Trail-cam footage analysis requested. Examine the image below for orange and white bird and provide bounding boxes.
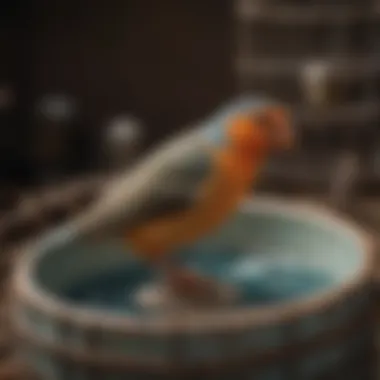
[43,96,294,304]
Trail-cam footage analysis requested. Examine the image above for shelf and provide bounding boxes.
[236,56,380,79]
[295,101,380,127]
[235,2,378,25]
[261,151,380,192]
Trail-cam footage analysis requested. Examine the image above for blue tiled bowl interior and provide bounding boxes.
[34,208,364,315]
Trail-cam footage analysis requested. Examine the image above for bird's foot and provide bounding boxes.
[166,269,223,302]
[135,268,240,311]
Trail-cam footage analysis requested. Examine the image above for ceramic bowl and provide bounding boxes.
[12,197,375,380]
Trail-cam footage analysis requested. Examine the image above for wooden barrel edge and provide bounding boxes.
[14,311,374,375]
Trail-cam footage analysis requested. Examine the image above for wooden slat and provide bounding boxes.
[236,56,380,79]
[235,2,377,25]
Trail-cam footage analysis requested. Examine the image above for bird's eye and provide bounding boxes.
[256,106,289,135]
[253,110,277,135]
[254,111,272,128]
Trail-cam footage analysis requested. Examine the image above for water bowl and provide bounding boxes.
[11,197,375,380]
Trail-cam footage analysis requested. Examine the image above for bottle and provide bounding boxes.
[103,115,144,172]
[34,94,76,184]
[301,60,333,107]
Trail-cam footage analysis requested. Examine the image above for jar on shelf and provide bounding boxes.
[102,115,144,172]
[33,94,77,184]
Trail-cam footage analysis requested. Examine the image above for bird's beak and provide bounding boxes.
[277,121,295,150]
[267,106,295,151]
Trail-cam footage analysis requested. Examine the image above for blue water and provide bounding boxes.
[64,251,334,315]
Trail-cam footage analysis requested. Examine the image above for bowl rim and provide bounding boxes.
[12,196,375,335]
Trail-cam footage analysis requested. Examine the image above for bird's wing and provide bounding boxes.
[72,131,214,238]
[121,143,213,228]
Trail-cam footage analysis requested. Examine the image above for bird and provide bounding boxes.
[41,95,294,305]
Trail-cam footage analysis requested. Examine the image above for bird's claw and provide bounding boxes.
[164,269,239,308]
[135,263,239,311]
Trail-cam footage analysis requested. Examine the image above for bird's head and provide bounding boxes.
[228,105,294,155]
[203,96,294,155]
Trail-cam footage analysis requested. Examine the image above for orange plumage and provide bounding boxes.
[126,109,283,262]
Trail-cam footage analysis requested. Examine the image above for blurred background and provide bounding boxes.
[1,0,379,211]
[0,0,232,194]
